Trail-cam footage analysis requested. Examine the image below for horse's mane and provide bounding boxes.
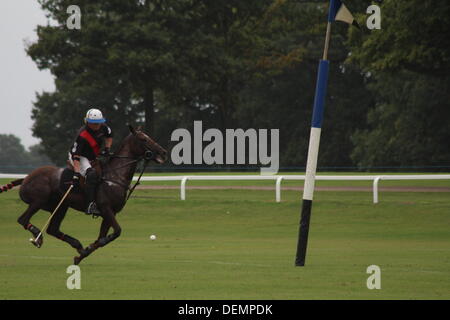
[114,133,134,155]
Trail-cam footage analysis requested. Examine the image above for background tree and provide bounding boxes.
[347,0,450,170]
[236,0,373,168]
[0,134,29,172]
[27,0,448,171]
[0,134,53,173]
[27,144,53,168]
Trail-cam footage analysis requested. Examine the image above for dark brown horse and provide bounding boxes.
[0,125,167,265]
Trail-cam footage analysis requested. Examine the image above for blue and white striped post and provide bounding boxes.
[295,7,334,267]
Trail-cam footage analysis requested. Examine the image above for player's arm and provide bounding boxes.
[104,125,113,154]
[71,138,85,180]
[71,155,82,187]
[72,156,81,173]
[105,137,113,149]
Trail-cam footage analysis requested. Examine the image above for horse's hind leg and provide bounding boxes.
[17,204,44,247]
[46,205,84,253]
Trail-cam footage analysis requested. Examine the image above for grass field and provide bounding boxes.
[0,175,449,300]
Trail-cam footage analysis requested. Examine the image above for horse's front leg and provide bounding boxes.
[74,208,120,265]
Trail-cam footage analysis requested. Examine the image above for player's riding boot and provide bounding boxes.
[85,168,101,216]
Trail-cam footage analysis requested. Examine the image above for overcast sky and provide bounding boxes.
[0,1,55,150]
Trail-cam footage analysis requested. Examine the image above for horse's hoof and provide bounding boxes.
[74,256,82,265]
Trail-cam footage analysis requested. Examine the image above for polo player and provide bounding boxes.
[68,108,114,215]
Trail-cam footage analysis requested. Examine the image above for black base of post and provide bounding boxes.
[295,199,313,266]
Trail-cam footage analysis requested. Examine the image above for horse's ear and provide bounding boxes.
[128,125,136,135]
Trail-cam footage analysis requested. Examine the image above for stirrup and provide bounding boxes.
[86,202,100,216]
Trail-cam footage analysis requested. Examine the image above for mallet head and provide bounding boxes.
[29,238,41,248]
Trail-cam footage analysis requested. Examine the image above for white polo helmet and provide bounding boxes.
[85,108,106,123]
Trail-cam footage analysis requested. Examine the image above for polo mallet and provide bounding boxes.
[29,184,73,248]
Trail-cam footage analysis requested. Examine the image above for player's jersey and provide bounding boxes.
[70,124,113,161]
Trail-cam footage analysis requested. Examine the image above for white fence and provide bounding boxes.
[2,173,449,204]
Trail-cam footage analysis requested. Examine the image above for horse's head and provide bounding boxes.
[128,125,168,164]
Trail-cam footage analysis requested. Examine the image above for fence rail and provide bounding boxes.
[1,173,449,203]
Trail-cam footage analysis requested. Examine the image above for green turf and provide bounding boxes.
[0,184,449,299]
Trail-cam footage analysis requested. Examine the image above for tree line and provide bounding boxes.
[20,0,450,171]
[0,134,53,173]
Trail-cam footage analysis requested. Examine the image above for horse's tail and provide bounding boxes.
[0,179,24,194]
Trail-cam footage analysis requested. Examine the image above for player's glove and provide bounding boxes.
[72,172,81,188]
[100,147,114,157]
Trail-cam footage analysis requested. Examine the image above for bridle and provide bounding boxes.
[101,140,158,201]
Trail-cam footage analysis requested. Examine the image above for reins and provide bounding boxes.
[126,158,149,201]
[101,150,155,202]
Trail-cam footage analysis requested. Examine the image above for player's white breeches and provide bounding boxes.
[68,152,92,177]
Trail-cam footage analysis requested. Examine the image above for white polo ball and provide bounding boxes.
[150,234,156,240]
